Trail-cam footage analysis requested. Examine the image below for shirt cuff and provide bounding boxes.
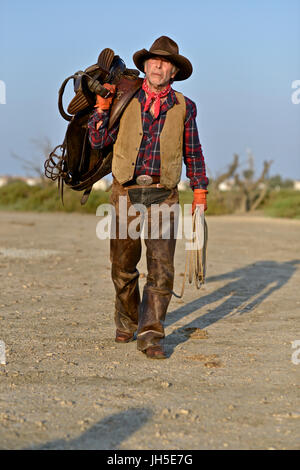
[90,109,109,126]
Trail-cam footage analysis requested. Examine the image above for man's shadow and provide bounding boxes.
[166,260,300,354]
[26,407,152,450]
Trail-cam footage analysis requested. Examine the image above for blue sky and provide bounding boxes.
[0,0,299,180]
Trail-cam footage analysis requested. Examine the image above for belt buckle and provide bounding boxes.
[136,175,153,186]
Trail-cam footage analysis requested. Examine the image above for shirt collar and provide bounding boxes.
[137,86,178,112]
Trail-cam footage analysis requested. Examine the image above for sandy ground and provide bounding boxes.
[0,210,299,450]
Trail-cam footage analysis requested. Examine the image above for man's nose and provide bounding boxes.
[154,60,162,68]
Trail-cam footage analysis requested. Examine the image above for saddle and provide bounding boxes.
[45,48,143,204]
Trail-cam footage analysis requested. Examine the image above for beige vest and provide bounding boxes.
[112,92,186,189]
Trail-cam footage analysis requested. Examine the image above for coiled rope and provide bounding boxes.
[172,208,208,298]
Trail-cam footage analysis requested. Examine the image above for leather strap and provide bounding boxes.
[108,76,143,129]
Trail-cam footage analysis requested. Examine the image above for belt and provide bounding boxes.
[123,175,161,187]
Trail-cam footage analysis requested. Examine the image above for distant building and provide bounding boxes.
[92,179,110,191]
[178,180,190,191]
[0,175,43,187]
[218,179,235,191]
[293,180,300,190]
[0,176,9,187]
[25,177,43,186]
[293,180,300,191]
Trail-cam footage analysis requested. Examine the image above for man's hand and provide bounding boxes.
[192,188,208,214]
[94,83,116,112]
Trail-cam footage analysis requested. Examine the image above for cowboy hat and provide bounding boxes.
[133,36,193,81]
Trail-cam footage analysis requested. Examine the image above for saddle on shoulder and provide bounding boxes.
[45,48,143,204]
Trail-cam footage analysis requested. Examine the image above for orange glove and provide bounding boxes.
[192,189,208,214]
[94,83,116,111]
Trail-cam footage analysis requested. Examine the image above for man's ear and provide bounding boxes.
[171,65,179,79]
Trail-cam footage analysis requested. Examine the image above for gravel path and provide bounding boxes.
[0,210,299,450]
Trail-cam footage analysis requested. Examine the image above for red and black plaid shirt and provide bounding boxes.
[88,87,208,189]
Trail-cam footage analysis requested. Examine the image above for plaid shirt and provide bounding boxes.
[88,87,208,189]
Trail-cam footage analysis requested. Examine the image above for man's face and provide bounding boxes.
[144,56,177,89]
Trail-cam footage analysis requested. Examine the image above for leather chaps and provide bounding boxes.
[109,179,179,351]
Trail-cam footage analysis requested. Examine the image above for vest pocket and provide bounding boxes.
[161,159,182,188]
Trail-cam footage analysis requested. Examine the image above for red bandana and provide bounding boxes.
[142,79,171,118]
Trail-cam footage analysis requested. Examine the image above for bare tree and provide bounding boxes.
[11,137,53,181]
[209,152,273,213]
[211,154,239,191]
[234,159,273,212]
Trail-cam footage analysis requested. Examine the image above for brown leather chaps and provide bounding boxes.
[109,179,179,351]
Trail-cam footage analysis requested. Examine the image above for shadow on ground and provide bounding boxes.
[26,407,152,450]
[166,260,300,354]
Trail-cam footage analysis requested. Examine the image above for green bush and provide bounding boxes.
[262,189,300,219]
[1,181,299,219]
[0,180,110,213]
[179,189,235,215]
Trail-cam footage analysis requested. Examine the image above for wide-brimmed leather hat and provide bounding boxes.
[133,36,193,81]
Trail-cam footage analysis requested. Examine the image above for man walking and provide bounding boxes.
[88,36,209,359]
